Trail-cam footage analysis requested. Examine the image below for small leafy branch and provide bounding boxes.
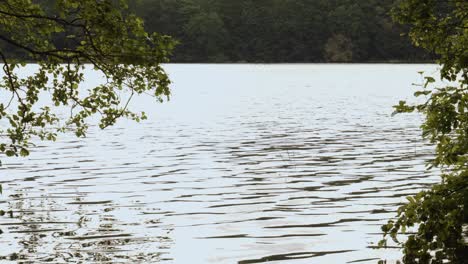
[0,0,176,213]
[0,0,177,164]
[378,0,467,262]
[380,68,468,263]
[380,70,468,263]
[0,0,176,160]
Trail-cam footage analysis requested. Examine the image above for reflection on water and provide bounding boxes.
[0,64,439,263]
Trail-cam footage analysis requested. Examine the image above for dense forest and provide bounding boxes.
[131,0,433,63]
[3,0,433,63]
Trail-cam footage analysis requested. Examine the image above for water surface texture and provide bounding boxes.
[0,64,440,263]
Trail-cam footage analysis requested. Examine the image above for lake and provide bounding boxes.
[0,64,440,263]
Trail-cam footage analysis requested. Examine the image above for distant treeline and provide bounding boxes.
[4,0,434,63]
[131,0,433,63]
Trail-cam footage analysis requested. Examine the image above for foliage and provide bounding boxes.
[391,0,467,82]
[5,0,431,63]
[324,34,353,62]
[380,0,468,263]
[135,0,431,63]
[0,0,175,160]
[380,172,468,263]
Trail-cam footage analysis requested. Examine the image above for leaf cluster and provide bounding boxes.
[0,0,175,159]
[380,0,468,262]
[380,173,468,263]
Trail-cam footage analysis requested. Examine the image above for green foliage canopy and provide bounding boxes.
[1,0,435,63]
[0,0,175,159]
[380,0,468,263]
[131,0,428,63]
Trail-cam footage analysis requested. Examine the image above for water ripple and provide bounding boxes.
[0,64,439,263]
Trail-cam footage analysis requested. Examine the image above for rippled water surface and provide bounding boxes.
[0,64,440,263]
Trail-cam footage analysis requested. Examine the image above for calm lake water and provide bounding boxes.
[0,64,440,263]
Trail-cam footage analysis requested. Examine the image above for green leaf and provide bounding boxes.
[414,90,431,97]
[19,148,29,157]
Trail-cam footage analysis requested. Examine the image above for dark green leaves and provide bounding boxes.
[19,148,29,157]
[393,100,415,115]
[414,91,431,97]
[380,173,468,263]
[0,0,175,159]
[381,0,468,262]
[391,0,468,83]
